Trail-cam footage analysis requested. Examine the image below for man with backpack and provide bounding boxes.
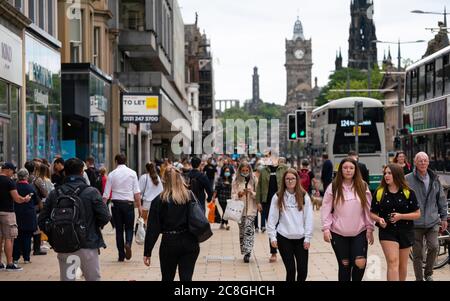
[188,157,213,213]
[39,158,110,281]
[85,157,103,193]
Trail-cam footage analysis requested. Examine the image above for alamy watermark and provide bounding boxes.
[170,111,280,156]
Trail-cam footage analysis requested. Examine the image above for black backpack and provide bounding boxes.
[46,185,89,253]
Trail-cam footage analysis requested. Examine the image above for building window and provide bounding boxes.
[120,0,145,31]
[28,0,35,22]
[38,0,45,30]
[48,0,53,36]
[93,27,100,67]
[69,10,83,63]
[14,0,23,12]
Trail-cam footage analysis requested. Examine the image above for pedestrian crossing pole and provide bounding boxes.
[354,101,364,156]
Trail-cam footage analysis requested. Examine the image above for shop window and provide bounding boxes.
[0,81,8,116]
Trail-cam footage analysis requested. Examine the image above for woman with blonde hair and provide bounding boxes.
[232,161,258,263]
[321,157,374,281]
[143,167,200,281]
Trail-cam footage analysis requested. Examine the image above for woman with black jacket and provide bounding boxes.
[143,167,200,281]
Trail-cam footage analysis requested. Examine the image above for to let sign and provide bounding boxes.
[121,93,161,123]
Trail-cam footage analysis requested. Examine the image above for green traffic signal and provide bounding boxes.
[299,130,306,137]
[291,133,297,139]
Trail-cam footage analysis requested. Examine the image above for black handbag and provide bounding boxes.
[187,193,213,243]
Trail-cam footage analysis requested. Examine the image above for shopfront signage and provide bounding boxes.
[29,62,53,89]
[121,93,160,123]
[0,24,22,86]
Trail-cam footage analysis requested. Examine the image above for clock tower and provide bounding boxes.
[285,17,313,105]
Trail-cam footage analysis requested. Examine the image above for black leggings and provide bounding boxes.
[159,232,200,281]
[330,231,368,281]
[277,233,309,281]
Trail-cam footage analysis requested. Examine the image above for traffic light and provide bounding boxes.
[288,114,297,141]
[403,114,414,134]
[296,110,307,139]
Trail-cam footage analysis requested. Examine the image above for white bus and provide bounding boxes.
[403,45,450,184]
[311,97,387,191]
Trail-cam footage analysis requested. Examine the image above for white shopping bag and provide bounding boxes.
[135,217,146,245]
[223,199,245,222]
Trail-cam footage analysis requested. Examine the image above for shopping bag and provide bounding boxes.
[207,201,216,223]
[135,217,146,245]
[223,199,244,222]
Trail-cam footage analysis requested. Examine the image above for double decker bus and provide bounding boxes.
[311,97,387,191]
[403,45,450,183]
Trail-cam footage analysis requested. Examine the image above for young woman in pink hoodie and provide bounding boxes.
[321,157,375,281]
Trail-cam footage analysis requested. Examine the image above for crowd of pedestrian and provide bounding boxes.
[0,149,447,282]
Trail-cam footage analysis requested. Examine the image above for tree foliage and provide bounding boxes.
[316,66,384,107]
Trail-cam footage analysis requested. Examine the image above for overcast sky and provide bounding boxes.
[178,0,449,106]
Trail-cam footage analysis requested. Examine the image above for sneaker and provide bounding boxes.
[255,228,260,233]
[0,262,5,270]
[23,261,32,264]
[261,227,266,233]
[13,260,18,265]
[118,258,125,262]
[124,244,132,260]
[243,254,250,263]
[5,263,23,272]
[225,225,230,231]
[425,276,434,281]
[33,250,47,256]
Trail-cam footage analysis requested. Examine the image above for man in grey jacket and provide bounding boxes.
[406,152,448,281]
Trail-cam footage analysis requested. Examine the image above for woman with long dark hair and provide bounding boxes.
[139,162,163,225]
[321,158,374,281]
[393,151,413,175]
[370,164,420,281]
[143,167,199,281]
[267,169,313,281]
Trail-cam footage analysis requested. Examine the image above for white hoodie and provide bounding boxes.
[267,192,314,243]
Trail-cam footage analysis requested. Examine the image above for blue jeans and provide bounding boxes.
[111,201,135,260]
[13,230,33,261]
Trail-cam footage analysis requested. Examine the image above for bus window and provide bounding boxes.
[418,65,426,103]
[405,72,411,106]
[446,133,450,173]
[425,62,435,99]
[435,134,445,172]
[436,57,444,96]
[411,69,418,104]
[444,54,450,95]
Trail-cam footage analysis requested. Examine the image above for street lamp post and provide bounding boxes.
[411,7,449,28]
[372,39,425,148]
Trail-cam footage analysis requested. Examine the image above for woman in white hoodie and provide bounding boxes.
[267,168,314,281]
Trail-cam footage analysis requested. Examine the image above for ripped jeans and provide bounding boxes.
[330,230,368,281]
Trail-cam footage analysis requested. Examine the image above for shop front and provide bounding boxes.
[61,64,111,166]
[0,23,23,165]
[25,32,62,162]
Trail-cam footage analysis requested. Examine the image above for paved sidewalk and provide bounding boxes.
[0,211,449,281]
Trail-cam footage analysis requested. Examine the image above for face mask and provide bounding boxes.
[241,173,250,178]
[224,172,231,177]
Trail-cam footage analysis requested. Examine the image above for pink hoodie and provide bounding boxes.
[321,183,374,237]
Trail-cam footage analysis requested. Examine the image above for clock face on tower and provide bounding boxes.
[294,49,304,60]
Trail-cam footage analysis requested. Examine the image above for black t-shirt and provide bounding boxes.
[204,164,217,180]
[371,189,419,231]
[266,165,278,203]
[0,175,17,212]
